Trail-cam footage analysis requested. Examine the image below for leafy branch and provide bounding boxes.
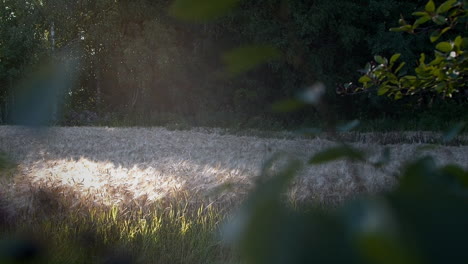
[344,0,467,100]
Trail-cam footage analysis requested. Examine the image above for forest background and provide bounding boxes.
[1,0,467,130]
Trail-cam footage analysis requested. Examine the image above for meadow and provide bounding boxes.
[0,126,467,263]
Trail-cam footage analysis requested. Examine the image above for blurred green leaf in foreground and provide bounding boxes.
[10,55,79,127]
[224,155,468,264]
[222,45,282,76]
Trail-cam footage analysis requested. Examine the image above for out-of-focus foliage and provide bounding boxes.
[224,149,468,264]
[0,0,48,123]
[222,45,282,76]
[10,57,79,126]
[352,0,467,100]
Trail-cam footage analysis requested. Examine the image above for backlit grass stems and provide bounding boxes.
[1,193,231,264]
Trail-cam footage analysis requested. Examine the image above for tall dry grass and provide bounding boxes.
[1,126,467,209]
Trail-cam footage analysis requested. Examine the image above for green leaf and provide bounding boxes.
[394,91,403,100]
[436,0,457,14]
[412,11,428,16]
[309,145,365,164]
[441,27,452,34]
[454,36,463,48]
[390,54,401,64]
[398,18,407,26]
[222,156,302,258]
[436,42,452,52]
[378,86,390,96]
[222,45,281,75]
[425,0,436,12]
[395,62,406,73]
[414,15,431,26]
[430,30,442,43]
[402,75,417,80]
[432,15,447,25]
[169,0,241,21]
[461,38,468,49]
[364,63,371,73]
[359,75,372,83]
[389,25,412,32]
[419,53,426,65]
[431,27,452,42]
[374,55,386,65]
[442,122,466,143]
[429,55,444,65]
[440,27,452,35]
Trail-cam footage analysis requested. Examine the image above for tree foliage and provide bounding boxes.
[351,0,467,100]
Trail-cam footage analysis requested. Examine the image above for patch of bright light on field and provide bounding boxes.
[19,156,253,207]
[27,158,189,205]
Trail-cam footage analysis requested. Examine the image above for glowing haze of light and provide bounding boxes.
[10,50,80,127]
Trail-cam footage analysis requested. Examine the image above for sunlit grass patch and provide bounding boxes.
[1,192,232,264]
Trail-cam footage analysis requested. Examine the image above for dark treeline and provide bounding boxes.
[1,0,466,129]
